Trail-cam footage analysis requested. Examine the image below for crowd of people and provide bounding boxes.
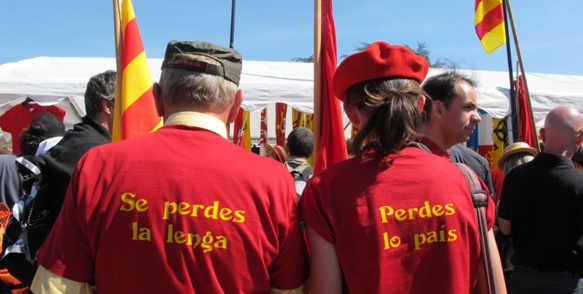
[0,39,581,294]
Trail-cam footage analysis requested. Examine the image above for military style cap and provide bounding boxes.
[162,40,243,86]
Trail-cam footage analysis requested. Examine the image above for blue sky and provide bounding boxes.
[1,0,582,75]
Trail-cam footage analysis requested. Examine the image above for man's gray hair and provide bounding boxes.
[158,55,238,113]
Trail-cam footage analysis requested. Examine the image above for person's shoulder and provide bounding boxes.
[0,154,17,162]
[403,146,453,164]
[79,133,149,162]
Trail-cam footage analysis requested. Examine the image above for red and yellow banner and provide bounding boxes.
[233,108,250,150]
[275,103,287,146]
[259,108,268,155]
[113,0,162,141]
[474,0,506,54]
[291,108,305,128]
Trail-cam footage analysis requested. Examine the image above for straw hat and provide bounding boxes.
[265,144,289,163]
[498,142,538,167]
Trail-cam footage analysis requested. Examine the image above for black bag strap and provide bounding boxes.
[455,162,498,294]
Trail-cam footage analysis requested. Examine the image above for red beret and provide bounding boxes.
[333,41,429,102]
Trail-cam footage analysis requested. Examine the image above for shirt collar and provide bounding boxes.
[419,136,451,158]
[165,112,228,139]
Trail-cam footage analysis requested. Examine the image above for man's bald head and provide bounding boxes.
[544,106,583,131]
[541,105,583,156]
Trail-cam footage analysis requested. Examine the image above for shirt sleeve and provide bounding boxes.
[30,265,93,294]
[299,177,335,244]
[497,175,512,220]
[35,157,94,283]
[267,179,309,290]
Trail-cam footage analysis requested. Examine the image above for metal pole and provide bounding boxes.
[230,0,236,49]
[502,0,517,143]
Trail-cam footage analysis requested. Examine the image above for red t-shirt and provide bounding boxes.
[36,125,308,293]
[300,147,495,293]
[0,103,66,154]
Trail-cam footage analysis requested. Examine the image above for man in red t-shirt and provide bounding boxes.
[420,71,504,291]
[30,41,308,293]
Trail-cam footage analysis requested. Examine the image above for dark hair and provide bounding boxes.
[573,146,583,166]
[347,78,422,160]
[18,123,48,156]
[421,70,476,124]
[18,113,65,155]
[287,127,314,158]
[85,70,117,117]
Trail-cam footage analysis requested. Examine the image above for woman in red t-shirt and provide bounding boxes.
[300,42,506,294]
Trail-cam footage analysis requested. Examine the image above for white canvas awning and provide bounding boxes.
[1,56,582,135]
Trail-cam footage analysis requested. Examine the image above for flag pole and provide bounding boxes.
[229,0,236,49]
[113,0,122,88]
[313,0,322,164]
[502,0,518,144]
[505,0,539,152]
[112,0,123,142]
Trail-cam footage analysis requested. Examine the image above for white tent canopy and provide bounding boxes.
[1,56,583,132]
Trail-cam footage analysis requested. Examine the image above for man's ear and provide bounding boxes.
[227,89,243,124]
[539,128,546,143]
[432,100,444,119]
[102,98,114,115]
[153,83,165,117]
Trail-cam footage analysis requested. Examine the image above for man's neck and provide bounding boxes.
[420,131,451,152]
[91,113,112,131]
[289,157,308,163]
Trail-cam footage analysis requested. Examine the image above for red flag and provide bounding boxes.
[474,0,506,54]
[275,103,287,146]
[113,0,162,141]
[516,75,537,148]
[313,0,347,174]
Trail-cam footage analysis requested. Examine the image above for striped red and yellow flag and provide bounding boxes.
[112,0,162,141]
[474,0,506,54]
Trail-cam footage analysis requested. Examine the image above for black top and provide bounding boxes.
[498,153,583,274]
[40,116,111,212]
[449,144,495,198]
